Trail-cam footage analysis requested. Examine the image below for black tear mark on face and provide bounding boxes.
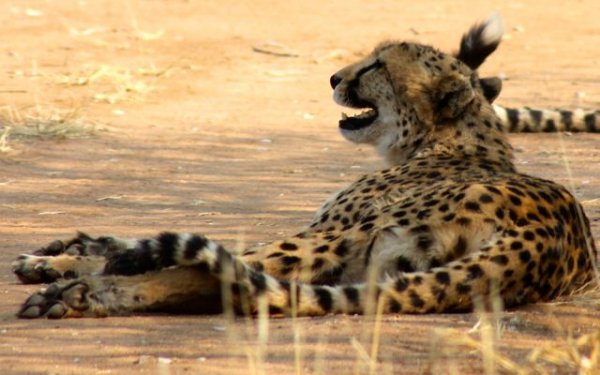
[346,60,385,108]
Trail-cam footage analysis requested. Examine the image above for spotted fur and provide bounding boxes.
[14,17,598,319]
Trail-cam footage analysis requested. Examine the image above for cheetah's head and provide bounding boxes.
[330,14,504,161]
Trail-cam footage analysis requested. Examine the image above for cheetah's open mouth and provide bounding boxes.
[339,108,378,131]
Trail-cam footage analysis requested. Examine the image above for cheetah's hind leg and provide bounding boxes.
[17,266,222,319]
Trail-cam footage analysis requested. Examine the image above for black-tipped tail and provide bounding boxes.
[456,13,504,70]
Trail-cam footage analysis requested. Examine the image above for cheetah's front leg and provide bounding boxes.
[18,266,222,319]
[12,233,134,284]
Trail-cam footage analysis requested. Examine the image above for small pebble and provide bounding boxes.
[158,357,172,364]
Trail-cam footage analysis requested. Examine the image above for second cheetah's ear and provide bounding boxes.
[430,74,475,122]
[479,76,502,103]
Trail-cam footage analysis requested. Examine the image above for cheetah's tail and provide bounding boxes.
[103,230,596,316]
[494,104,600,133]
[456,13,504,70]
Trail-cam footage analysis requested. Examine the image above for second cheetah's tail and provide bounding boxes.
[494,104,600,133]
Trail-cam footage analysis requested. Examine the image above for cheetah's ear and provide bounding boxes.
[431,74,475,123]
[479,76,502,103]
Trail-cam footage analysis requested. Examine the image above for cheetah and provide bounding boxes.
[14,15,598,319]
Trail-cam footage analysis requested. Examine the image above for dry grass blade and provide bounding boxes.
[350,337,373,366]
[368,295,386,375]
[0,126,12,152]
[290,281,303,375]
[134,29,165,41]
[470,284,505,375]
[252,42,300,58]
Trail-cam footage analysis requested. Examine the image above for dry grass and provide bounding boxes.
[210,286,600,374]
[49,64,175,104]
[429,328,526,375]
[428,326,600,375]
[425,285,600,375]
[529,329,600,374]
[0,105,104,152]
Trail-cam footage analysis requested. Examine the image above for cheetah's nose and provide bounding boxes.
[330,74,342,89]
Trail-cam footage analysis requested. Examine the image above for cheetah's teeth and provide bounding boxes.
[341,109,377,120]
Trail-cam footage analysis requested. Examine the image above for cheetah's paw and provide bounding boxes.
[17,282,97,319]
[12,255,78,284]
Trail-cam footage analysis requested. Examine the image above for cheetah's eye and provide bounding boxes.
[357,60,384,76]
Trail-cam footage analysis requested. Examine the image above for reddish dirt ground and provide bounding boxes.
[0,1,599,374]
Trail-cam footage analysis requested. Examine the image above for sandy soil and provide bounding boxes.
[0,1,599,374]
